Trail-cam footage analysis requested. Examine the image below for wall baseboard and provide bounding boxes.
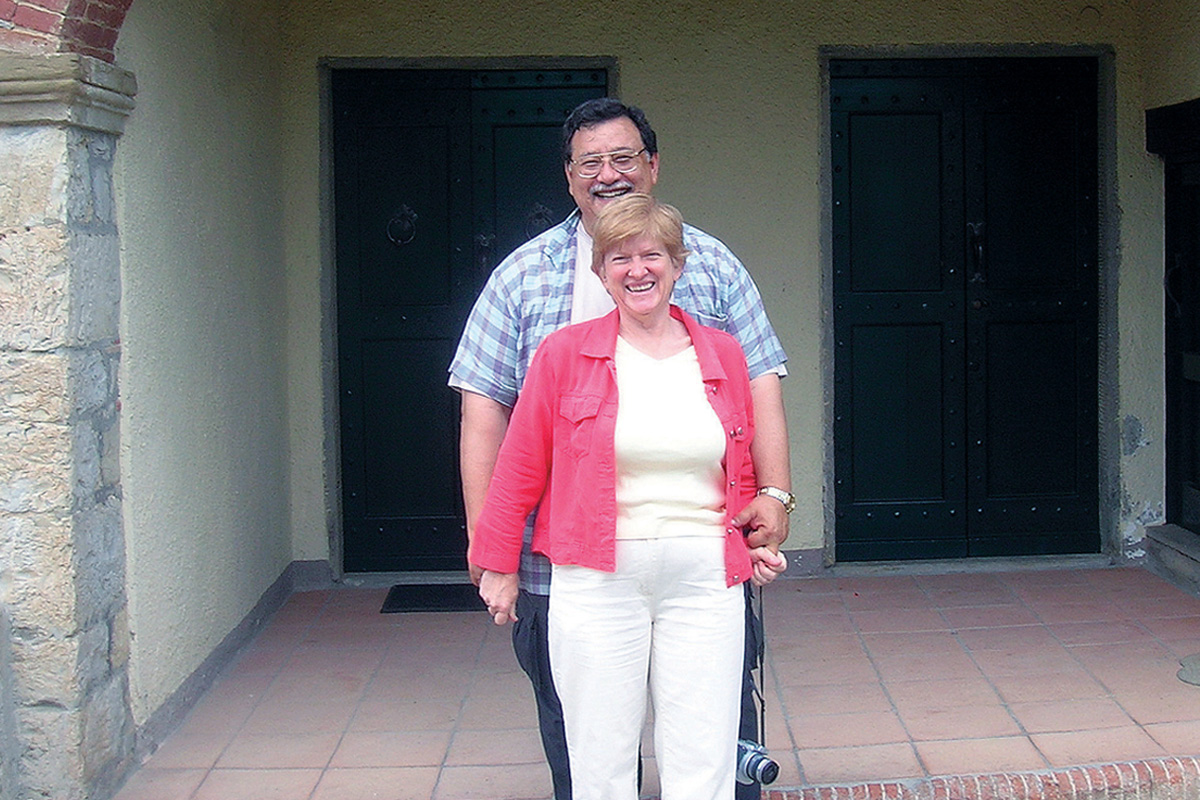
[130,560,334,767]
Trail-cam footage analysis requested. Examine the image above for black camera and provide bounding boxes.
[735,739,779,785]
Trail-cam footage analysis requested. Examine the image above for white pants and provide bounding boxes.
[549,537,745,800]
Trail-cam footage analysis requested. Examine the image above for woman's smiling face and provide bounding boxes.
[598,234,682,325]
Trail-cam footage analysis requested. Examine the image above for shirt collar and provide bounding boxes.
[577,306,731,384]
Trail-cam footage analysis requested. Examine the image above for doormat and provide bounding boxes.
[380,583,482,613]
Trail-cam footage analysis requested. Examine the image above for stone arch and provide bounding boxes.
[1,0,135,62]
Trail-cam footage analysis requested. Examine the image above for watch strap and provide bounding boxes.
[757,486,795,514]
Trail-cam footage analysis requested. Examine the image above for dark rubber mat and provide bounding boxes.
[379,583,482,613]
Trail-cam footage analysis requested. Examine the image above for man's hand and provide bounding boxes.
[479,570,519,625]
[468,562,484,586]
[733,494,789,550]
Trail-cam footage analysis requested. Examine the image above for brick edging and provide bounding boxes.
[761,757,1200,800]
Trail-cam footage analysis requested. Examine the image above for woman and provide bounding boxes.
[471,193,786,800]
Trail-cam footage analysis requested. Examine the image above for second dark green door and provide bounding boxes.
[832,58,1100,561]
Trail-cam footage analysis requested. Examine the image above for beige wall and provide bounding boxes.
[114,1,290,722]
[278,0,1176,564]
[1121,0,1200,549]
[1140,0,1200,108]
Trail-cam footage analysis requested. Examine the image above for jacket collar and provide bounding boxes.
[578,305,731,384]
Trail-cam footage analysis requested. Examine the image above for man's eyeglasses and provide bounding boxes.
[569,148,647,179]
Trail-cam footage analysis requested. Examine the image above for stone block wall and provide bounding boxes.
[0,53,135,800]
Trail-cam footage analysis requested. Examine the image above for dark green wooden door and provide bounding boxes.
[333,69,605,572]
[1164,163,1200,529]
[1150,99,1200,531]
[832,58,1099,561]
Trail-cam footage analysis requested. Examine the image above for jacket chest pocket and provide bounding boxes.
[558,394,604,458]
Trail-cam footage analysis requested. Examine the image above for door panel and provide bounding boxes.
[334,69,605,572]
[981,112,1078,291]
[361,338,458,519]
[1176,166,1200,532]
[832,58,1099,561]
[850,323,948,503]
[849,113,945,292]
[983,321,1079,497]
[355,124,455,306]
[963,63,1099,557]
[833,75,968,559]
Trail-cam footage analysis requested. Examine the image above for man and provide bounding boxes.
[449,98,792,800]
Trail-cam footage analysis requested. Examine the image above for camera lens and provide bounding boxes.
[752,754,780,784]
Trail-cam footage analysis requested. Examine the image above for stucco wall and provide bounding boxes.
[277,0,1175,564]
[113,1,290,722]
[1140,0,1200,108]
[1120,0,1200,550]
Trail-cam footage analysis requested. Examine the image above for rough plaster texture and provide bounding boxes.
[113,0,290,725]
[1139,0,1200,108]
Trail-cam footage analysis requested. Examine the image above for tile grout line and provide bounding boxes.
[431,611,505,800]
[1021,572,1163,756]
[823,575,931,783]
[197,589,339,800]
[306,591,395,800]
[938,571,1054,773]
[847,576,931,781]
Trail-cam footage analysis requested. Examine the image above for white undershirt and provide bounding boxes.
[612,337,727,539]
[570,226,616,324]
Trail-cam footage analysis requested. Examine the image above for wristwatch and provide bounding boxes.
[757,486,795,514]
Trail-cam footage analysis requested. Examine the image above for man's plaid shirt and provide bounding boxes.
[449,211,787,594]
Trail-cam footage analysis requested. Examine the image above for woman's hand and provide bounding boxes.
[748,547,788,587]
[479,570,520,625]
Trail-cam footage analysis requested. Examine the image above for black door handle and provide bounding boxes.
[967,221,986,283]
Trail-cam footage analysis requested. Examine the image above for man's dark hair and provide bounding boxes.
[561,98,658,164]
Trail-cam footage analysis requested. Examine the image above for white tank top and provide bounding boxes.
[612,337,727,539]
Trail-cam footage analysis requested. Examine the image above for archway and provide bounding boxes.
[1,0,134,61]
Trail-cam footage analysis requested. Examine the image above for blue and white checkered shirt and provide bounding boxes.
[449,211,787,594]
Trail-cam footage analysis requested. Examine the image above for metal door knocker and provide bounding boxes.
[386,206,419,246]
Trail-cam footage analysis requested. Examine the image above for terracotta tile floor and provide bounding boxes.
[112,564,1200,800]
